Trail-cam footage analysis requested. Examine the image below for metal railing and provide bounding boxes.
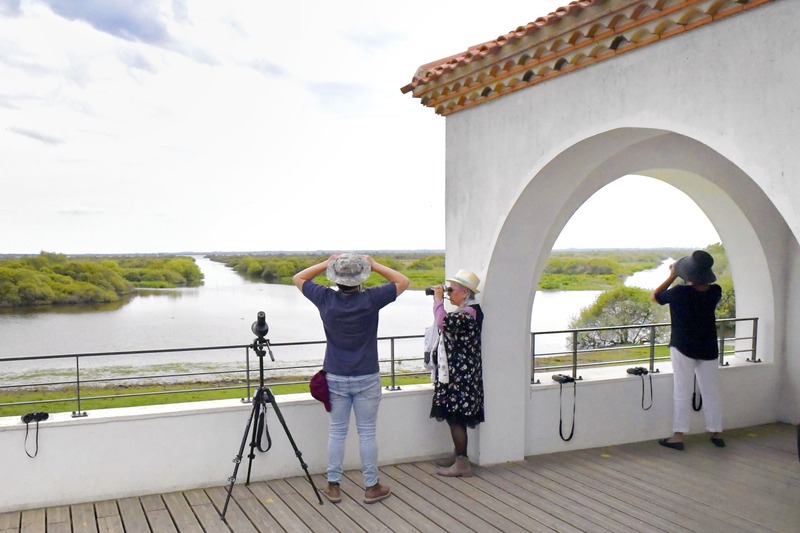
[0,334,427,417]
[531,317,758,384]
[2,317,761,415]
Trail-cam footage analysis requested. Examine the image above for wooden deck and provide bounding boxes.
[2,423,798,532]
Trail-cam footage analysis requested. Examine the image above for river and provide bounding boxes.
[0,256,672,373]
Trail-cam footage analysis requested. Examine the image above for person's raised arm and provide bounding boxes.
[365,255,410,296]
[651,262,678,302]
[292,254,338,291]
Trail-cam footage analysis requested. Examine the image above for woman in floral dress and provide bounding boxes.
[430,269,484,477]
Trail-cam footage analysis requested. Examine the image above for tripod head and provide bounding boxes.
[251,311,275,362]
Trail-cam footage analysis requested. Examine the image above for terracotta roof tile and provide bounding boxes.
[402,0,774,116]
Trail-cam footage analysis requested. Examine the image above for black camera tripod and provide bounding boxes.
[220,312,322,521]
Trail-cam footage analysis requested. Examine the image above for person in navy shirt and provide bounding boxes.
[293,253,408,504]
[652,250,725,450]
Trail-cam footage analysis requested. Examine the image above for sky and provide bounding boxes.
[0,0,720,255]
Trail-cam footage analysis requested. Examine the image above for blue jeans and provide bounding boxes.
[325,372,382,488]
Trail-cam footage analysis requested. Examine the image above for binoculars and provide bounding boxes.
[552,374,576,384]
[425,286,453,296]
[626,366,649,376]
[21,411,49,424]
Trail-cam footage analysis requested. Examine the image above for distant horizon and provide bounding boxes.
[0,245,710,258]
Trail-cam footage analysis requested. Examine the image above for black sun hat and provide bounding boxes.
[674,250,716,284]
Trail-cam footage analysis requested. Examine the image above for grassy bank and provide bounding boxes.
[3,345,677,418]
[0,374,432,418]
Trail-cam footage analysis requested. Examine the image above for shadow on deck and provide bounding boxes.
[1,423,798,532]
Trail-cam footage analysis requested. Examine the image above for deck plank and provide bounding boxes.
[604,440,790,531]
[137,495,177,533]
[284,476,363,533]
[335,472,411,533]
[5,423,800,533]
[182,490,230,533]
[266,479,334,533]
[531,456,686,532]
[404,463,560,532]
[561,446,753,533]
[220,484,283,533]
[70,503,98,533]
[492,463,622,532]
[162,492,203,533]
[19,509,44,533]
[93,500,123,533]
[347,469,449,533]
[206,486,258,533]
[307,474,393,533]
[0,510,20,533]
[248,481,312,533]
[380,464,482,532]
[410,462,581,533]
[117,497,150,533]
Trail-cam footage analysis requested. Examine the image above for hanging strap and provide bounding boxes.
[22,412,48,458]
[254,391,273,453]
[558,381,576,441]
[24,421,41,458]
[639,374,653,410]
[692,375,703,412]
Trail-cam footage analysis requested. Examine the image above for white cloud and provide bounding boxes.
[0,0,720,254]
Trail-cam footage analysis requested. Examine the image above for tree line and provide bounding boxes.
[567,243,735,348]
[208,253,445,291]
[1,247,734,327]
[210,246,732,309]
[212,245,734,351]
[0,253,203,307]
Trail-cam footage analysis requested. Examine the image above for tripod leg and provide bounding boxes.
[220,389,263,520]
[264,388,324,505]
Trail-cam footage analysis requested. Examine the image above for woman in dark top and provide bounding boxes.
[430,269,484,477]
[293,253,409,504]
[652,250,725,450]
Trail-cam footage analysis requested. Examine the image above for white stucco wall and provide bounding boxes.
[441,0,800,464]
[0,387,450,513]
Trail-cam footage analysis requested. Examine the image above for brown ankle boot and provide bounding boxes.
[436,455,472,477]
[434,450,456,467]
[363,482,391,504]
[320,482,341,503]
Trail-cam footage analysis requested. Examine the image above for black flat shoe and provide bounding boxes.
[711,437,726,448]
[658,438,685,451]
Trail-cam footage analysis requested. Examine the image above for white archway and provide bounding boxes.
[478,128,793,464]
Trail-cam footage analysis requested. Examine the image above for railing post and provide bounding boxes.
[530,332,539,384]
[571,330,579,379]
[648,325,656,372]
[72,355,87,418]
[748,317,761,363]
[386,338,400,391]
[243,345,253,403]
[718,320,728,366]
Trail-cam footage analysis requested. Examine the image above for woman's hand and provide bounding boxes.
[433,285,445,302]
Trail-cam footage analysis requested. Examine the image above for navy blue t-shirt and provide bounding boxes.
[655,284,722,360]
[302,281,398,375]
